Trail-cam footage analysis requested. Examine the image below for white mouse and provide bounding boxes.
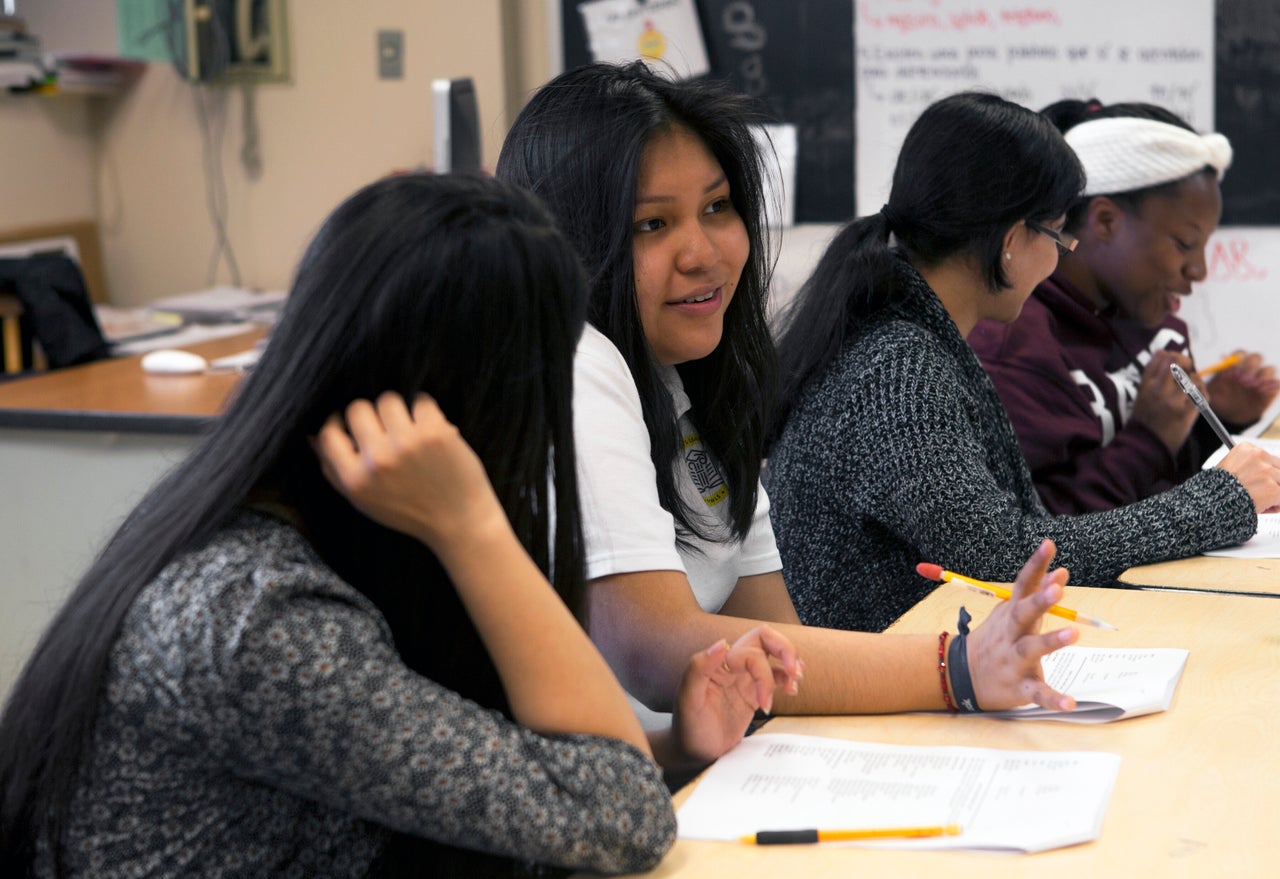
[140,349,210,375]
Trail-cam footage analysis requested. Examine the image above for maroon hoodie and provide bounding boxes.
[968,272,1227,514]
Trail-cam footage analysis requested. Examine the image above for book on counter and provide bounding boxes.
[147,286,287,324]
[94,305,184,346]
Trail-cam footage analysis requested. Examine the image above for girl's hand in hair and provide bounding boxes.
[314,393,509,554]
[667,626,801,768]
[1206,349,1280,427]
[967,540,1078,712]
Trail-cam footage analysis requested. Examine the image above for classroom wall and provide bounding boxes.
[0,1,545,704]
[3,0,539,306]
[0,97,96,228]
[101,0,518,305]
[2,1,108,224]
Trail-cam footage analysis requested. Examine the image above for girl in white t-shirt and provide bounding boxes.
[498,63,1081,750]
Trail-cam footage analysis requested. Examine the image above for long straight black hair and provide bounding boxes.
[1042,98,1205,230]
[496,61,777,544]
[773,91,1085,429]
[0,173,589,875]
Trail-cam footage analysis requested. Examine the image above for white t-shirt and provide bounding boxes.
[574,326,783,608]
[574,327,782,728]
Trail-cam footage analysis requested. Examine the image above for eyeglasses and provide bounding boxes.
[1026,221,1078,254]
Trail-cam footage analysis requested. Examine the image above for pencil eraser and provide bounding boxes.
[916,562,944,581]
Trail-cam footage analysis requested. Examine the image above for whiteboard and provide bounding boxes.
[854,0,1215,215]
[1180,226,1280,369]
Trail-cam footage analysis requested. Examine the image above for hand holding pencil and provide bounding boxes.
[1198,349,1280,427]
[1197,352,1241,376]
[1211,442,1280,514]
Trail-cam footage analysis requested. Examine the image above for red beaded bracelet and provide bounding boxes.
[938,631,957,712]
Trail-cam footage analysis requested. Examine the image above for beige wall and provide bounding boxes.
[2,0,557,306]
[0,97,96,228]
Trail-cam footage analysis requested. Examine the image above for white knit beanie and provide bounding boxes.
[1064,117,1233,197]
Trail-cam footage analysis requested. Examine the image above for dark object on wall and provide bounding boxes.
[165,0,290,84]
[1215,0,1280,224]
[561,0,854,223]
[0,254,108,369]
[433,76,484,174]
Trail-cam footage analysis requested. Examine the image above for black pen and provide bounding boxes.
[1170,363,1234,449]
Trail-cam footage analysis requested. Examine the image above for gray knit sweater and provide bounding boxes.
[765,261,1256,633]
[41,512,675,877]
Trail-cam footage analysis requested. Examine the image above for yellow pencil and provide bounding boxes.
[917,563,1117,630]
[1199,353,1241,376]
[741,824,961,845]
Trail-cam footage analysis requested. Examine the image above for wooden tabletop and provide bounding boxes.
[0,328,266,434]
[613,584,1280,878]
[1118,555,1280,594]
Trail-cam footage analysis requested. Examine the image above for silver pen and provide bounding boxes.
[1170,363,1235,449]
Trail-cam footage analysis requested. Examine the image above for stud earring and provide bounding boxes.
[1004,251,1012,260]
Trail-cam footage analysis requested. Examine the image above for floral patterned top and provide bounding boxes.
[42,512,675,877]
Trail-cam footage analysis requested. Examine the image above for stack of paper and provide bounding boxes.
[0,19,50,91]
[986,646,1188,723]
[1201,514,1280,559]
[1242,396,1280,439]
[1204,437,1280,465]
[95,305,183,346]
[677,733,1120,853]
[148,286,287,324]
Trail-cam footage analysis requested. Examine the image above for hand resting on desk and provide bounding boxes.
[667,624,801,769]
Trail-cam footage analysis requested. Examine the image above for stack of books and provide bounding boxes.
[0,16,52,91]
[50,53,145,94]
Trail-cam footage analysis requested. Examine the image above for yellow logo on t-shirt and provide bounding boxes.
[683,431,728,508]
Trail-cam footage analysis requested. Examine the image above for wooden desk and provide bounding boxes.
[0,329,265,702]
[1118,555,1280,595]
[1119,415,1280,595]
[0,328,266,433]
[621,586,1279,879]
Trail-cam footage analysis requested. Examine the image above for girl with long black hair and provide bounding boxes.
[0,173,796,877]
[498,65,1083,726]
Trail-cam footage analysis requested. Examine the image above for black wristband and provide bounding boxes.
[947,606,982,712]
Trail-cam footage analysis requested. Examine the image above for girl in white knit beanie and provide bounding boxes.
[970,100,1279,515]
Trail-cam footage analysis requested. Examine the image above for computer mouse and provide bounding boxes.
[140,348,210,375]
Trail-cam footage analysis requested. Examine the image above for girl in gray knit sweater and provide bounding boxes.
[769,92,1280,634]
